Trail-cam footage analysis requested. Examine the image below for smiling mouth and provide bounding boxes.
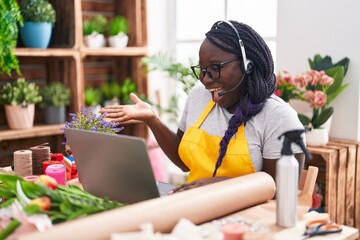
[208,87,221,92]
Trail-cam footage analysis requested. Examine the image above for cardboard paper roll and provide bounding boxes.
[19,172,275,240]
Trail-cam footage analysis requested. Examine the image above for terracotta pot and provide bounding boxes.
[5,104,35,129]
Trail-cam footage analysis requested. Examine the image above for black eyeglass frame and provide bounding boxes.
[191,57,240,81]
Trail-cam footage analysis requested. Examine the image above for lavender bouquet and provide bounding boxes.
[64,106,123,134]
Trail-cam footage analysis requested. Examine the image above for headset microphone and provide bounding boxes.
[217,74,246,97]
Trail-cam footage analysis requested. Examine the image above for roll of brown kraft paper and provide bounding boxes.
[19,172,276,240]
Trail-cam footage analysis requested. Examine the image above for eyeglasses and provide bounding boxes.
[191,57,240,80]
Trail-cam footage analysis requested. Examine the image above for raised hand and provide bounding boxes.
[99,93,156,124]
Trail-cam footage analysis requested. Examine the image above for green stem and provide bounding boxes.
[0,219,21,240]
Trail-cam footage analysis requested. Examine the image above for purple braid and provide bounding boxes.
[213,95,264,176]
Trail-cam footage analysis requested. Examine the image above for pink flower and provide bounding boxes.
[319,75,334,86]
[303,90,327,109]
[274,89,282,97]
[312,192,323,209]
[293,73,308,89]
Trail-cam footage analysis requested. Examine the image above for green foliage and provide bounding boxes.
[85,87,102,106]
[0,174,124,237]
[20,0,56,25]
[0,78,42,105]
[0,0,23,76]
[298,106,334,129]
[142,53,197,95]
[141,53,198,122]
[121,78,136,104]
[82,20,94,35]
[108,16,129,36]
[83,14,108,35]
[40,82,71,107]
[308,54,350,106]
[101,80,122,101]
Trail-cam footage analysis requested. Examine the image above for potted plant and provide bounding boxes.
[275,54,350,146]
[101,80,122,106]
[85,87,103,115]
[40,82,71,124]
[83,14,107,48]
[0,78,42,129]
[108,16,129,48]
[0,0,22,75]
[20,0,56,48]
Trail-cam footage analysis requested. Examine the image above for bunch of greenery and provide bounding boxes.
[0,78,42,105]
[108,16,129,36]
[0,174,124,239]
[141,53,198,122]
[83,14,108,35]
[100,80,122,101]
[120,78,136,104]
[40,82,71,107]
[20,0,56,25]
[85,87,102,107]
[0,0,23,76]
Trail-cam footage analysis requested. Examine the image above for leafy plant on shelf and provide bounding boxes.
[20,0,56,25]
[40,82,71,107]
[0,0,23,75]
[83,14,108,36]
[108,16,128,36]
[85,87,102,107]
[0,78,42,106]
[0,174,125,239]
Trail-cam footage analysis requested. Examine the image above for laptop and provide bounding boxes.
[64,128,176,204]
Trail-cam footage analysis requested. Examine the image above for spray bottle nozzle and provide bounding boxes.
[279,129,312,159]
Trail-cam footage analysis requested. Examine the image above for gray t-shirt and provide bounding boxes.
[178,83,304,172]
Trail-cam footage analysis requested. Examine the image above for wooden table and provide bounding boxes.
[226,200,359,240]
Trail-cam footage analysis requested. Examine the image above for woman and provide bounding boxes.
[100,20,305,192]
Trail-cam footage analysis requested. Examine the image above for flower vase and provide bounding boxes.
[305,128,329,147]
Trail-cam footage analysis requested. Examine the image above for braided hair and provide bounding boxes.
[205,21,276,176]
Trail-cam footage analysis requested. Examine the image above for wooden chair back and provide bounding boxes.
[298,166,319,207]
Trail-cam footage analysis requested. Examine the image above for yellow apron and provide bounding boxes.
[178,100,255,182]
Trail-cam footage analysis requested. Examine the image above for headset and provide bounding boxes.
[213,20,253,74]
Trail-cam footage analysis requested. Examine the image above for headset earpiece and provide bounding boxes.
[219,20,254,75]
[246,60,254,74]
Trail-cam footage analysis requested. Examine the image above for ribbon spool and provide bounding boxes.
[13,150,33,177]
[42,160,62,174]
[30,144,51,175]
[45,164,66,185]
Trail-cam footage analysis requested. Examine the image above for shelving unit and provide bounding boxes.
[0,0,148,167]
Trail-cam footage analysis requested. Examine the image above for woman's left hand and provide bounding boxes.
[169,176,229,194]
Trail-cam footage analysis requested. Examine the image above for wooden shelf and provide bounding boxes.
[0,124,64,142]
[80,46,148,57]
[14,48,77,57]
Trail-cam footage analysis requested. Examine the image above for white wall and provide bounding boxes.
[277,0,360,140]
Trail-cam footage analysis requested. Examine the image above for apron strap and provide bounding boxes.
[194,100,245,139]
[194,101,215,128]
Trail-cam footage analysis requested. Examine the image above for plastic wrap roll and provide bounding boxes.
[19,172,276,240]
[13,150,32,177]
[30,145,51,175]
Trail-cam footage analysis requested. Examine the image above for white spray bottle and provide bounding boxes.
[276,129,311,228]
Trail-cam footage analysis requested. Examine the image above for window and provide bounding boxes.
[175,0,277,65]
